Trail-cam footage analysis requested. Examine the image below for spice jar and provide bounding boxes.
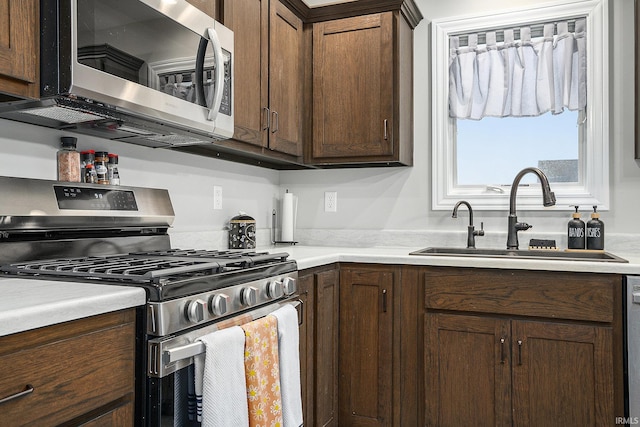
[57,136,81,182]
[94,151,109,184]
[80,150,95,183]
[108,153,120,185]
[84,163,97,184]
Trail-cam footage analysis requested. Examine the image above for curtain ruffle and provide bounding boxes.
[449,18,586,120]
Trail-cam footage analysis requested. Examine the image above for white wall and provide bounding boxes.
[0,0,638,249]
[280,0,640,239]
[0,120,280,235]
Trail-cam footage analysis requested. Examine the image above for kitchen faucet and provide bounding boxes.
[506,167,556,250]
[452,200,484,249]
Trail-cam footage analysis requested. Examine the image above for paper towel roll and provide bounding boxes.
[281,192,297,242]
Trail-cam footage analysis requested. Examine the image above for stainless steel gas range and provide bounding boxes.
[0,176,299,426]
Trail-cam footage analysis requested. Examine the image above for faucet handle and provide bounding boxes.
[474,222,485,237]
[515,222,532,231]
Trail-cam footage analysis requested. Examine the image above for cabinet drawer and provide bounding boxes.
[0,310,136,426]
[423,267,618,323]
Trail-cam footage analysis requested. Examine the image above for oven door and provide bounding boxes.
[145,298,302,427]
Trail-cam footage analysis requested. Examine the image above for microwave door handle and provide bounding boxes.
[195,38,207,108]
[206,27,225,122]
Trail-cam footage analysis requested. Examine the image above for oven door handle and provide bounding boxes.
[162,299,302,366]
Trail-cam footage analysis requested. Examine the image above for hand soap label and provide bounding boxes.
[568,224,585,249]
[586,225,604,250]
[567,207,586,250]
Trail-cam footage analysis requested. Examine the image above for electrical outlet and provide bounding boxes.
[213,186,222,210]
[324,191,337,212]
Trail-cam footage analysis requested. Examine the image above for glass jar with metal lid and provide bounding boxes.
[94,151,109,184]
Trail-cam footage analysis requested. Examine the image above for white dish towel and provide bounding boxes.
[194,326,249,427]
[272,304,304,427]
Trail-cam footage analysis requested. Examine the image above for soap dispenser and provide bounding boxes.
[586,205,604,250]
[567,206,585,249]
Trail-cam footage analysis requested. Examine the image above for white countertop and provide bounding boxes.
[273,245,640,275]
[0,277,146,337]
[3,244,639,338]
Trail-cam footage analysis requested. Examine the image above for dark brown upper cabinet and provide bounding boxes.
[222,0,305,160]
[0,0,39,100]
[308,9,416,166]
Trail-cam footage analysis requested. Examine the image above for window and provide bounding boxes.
[431,0,609,211]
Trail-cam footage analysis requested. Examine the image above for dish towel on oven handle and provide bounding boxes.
[241,315,284,427]
[272,304,304,427]
[194,325,250,427]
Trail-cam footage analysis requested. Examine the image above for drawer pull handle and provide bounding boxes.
[517,339,523,365]
[271,111,279,134]
[500,337,506,364]
[263,107,271,131]
[0,384,34,405]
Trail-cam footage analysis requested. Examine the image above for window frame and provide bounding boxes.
[431,0,609,211]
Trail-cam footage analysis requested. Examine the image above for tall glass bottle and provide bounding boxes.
[57,137,81,182]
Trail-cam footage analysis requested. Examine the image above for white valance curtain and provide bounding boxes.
[449,18,587,120]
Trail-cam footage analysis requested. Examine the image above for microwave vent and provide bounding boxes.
[144,133,210,146]
[17,105,107,124]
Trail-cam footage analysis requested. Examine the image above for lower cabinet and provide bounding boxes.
[300,263,411,427]
[339,266,395,427]
[0,309,137,427]
[422,267,624,427]
[301,263,623,427]
[299,264,340,427]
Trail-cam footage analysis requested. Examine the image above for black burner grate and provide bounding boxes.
[0,249,296,301]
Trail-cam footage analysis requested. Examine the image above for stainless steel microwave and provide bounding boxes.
[0,0,233,147]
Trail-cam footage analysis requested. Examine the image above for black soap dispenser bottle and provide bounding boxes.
[567,206,585,249]
[586,205,605,250]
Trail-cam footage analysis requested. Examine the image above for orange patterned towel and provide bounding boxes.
[241,315,284,427]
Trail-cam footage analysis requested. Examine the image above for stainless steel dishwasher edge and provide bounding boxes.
[626,276,640,422]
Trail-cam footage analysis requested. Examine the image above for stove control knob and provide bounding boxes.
[282,277,296,296]
[267,280,284,299]
[186,299,207,323]
[209,293,230,316]
[241,286,258,307]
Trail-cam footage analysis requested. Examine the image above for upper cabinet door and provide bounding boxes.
[268,1,304,156]
[0,0,38,99]
[311,13,396,162]
[223,0,270,149]
[223,0,304,158]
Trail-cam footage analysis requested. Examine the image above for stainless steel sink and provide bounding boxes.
[409,247,628,263]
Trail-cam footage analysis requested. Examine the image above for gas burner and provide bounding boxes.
[1,249,297,302]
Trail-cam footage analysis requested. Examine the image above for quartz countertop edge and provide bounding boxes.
[271,245,640,275]
[0,278,146,338]
[4,245,640,338]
